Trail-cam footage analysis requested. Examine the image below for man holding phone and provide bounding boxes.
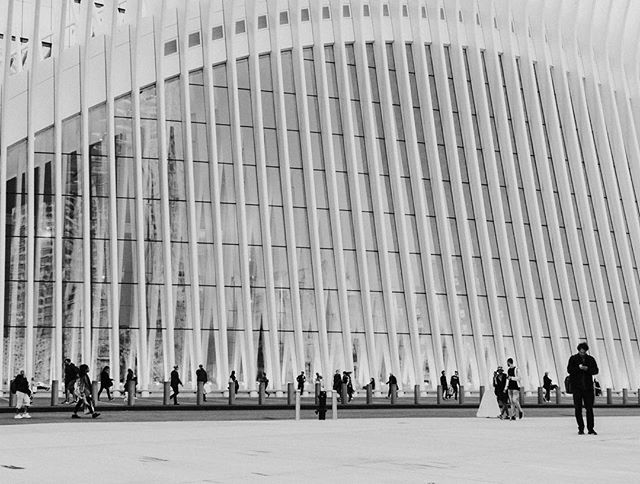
[567,342,599,435]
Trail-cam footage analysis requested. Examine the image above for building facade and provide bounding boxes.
[1,0,640,392]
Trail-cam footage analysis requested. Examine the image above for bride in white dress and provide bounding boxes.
[476,379,501,418]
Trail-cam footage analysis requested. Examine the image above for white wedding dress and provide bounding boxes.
[476,388,501,418]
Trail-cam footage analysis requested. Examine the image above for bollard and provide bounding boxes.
[556,386,562,405]
[341,382,348,404]
[295,391,301,421]
[623,388,628,405]
[390,383,397,404]
[163,381,171,405]
[127,380,135,406]
[315,382,321,406]
[287,382,294,405]
[519,388,525,406]
[537,387,544,405]
[197,381,204,406]
[414,384,420,405]
[479,385,485,402]
[8,381,16,407]
[229,381,236,405]
[366,384,373,404]
[459,386,465,405]
[606,388,613,405]
[50,380,59,406]
[437,384,442,405]
[258,382,265,405]
[92,381,100,406]
[332,392,338,420]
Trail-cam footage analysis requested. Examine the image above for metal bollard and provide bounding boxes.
[197,381,204,406]
[537,387,544,405]
[229,381,236,405]
[556,386,562,405]
[518,388,524,406]
[9,381,16,407]
[295,391,301,421]
[332,392,338,419]
[315,382,321,406]
[50,380,59,406]
[287,382,294,405]
[366,384,373,404]
[390,383,397,404]
[163,381,171,405]
[623,388,628,405]
[258,382,265,405]
[459,386,465,405]
[92,381,100,406]
[127,380,135,406]
[341,383,348,404]
[437,384,442,405]
[479,385,485,402]
[414,384,420,405]
[606,388,613,405]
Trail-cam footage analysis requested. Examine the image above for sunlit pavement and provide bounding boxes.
[0,416,639,483]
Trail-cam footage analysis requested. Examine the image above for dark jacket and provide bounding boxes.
[12,374,31,396]
[567,353,599,392]
[450,375,460,389]
[440,375,447,389]
[333,374,342,391]
[493,373,507,395]
[100,370,113,387]
[170,370,182,388]
[196,368,208,383]
[386,375,398,386]
[543,375,552,390]
[65,363,79,385]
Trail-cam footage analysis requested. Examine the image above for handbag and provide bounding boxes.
[564,375,572,394]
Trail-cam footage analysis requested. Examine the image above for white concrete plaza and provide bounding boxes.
[0,416,638,483]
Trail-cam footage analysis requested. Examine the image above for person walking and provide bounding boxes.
[229,370,239,395]
[63,358,79,404]
[98,366,114,401]
[296,371,306,394]
[71,364,100,419]
[367,377,376,392]
[493,366,509,419]
[386,373,398,399]
[450,371,460,400]
[196,364,208,402]
[256,371,270,397]
[11,370,32,420]
[567,342,599,435]
[342,371,354,402]
[333,370,343,402]
[506,358,523,420]
[170,365,183,405]
[315,372,323,386]
[440,371,449,399]
[123,368,137,401]
[542,372,558,403]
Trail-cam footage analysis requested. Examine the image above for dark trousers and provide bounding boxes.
[573,389,595,431]
[74,396,95,415]
[452,386,458,400]
[544,385,558,401]
[171,386,179,404]
[98,385,111,400]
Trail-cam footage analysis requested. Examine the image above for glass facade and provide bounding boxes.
[1,0,639,392]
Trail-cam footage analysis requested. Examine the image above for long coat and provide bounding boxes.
[567,353,599,392]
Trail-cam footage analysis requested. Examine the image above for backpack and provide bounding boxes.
[564,375,572,394]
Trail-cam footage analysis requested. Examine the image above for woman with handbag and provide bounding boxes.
[505,358,524,420]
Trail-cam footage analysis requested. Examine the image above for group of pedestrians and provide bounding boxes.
[440,370,460,400]
[491,358,524,420]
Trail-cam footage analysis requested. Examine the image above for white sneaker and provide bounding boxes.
[23,413,31,419]
[14,414,23,419]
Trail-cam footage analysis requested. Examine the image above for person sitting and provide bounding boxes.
[594,379,602,397]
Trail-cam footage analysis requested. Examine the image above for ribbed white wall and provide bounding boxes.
[1,0,639,392]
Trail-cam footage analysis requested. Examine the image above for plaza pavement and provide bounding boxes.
[0,414,638,483]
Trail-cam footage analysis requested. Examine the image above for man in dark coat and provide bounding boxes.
[170,365,183,405]
[440,371,449,399]
[296,371,306,394]
[567,342,599,435]
[332,370,343,402]
[196,364,208,402]
[386,373,398,399]
[450,371,460,400]
[64,359,79,404]
[542,372,558,402]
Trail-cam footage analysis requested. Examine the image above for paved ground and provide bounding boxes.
[0,415,638,483]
